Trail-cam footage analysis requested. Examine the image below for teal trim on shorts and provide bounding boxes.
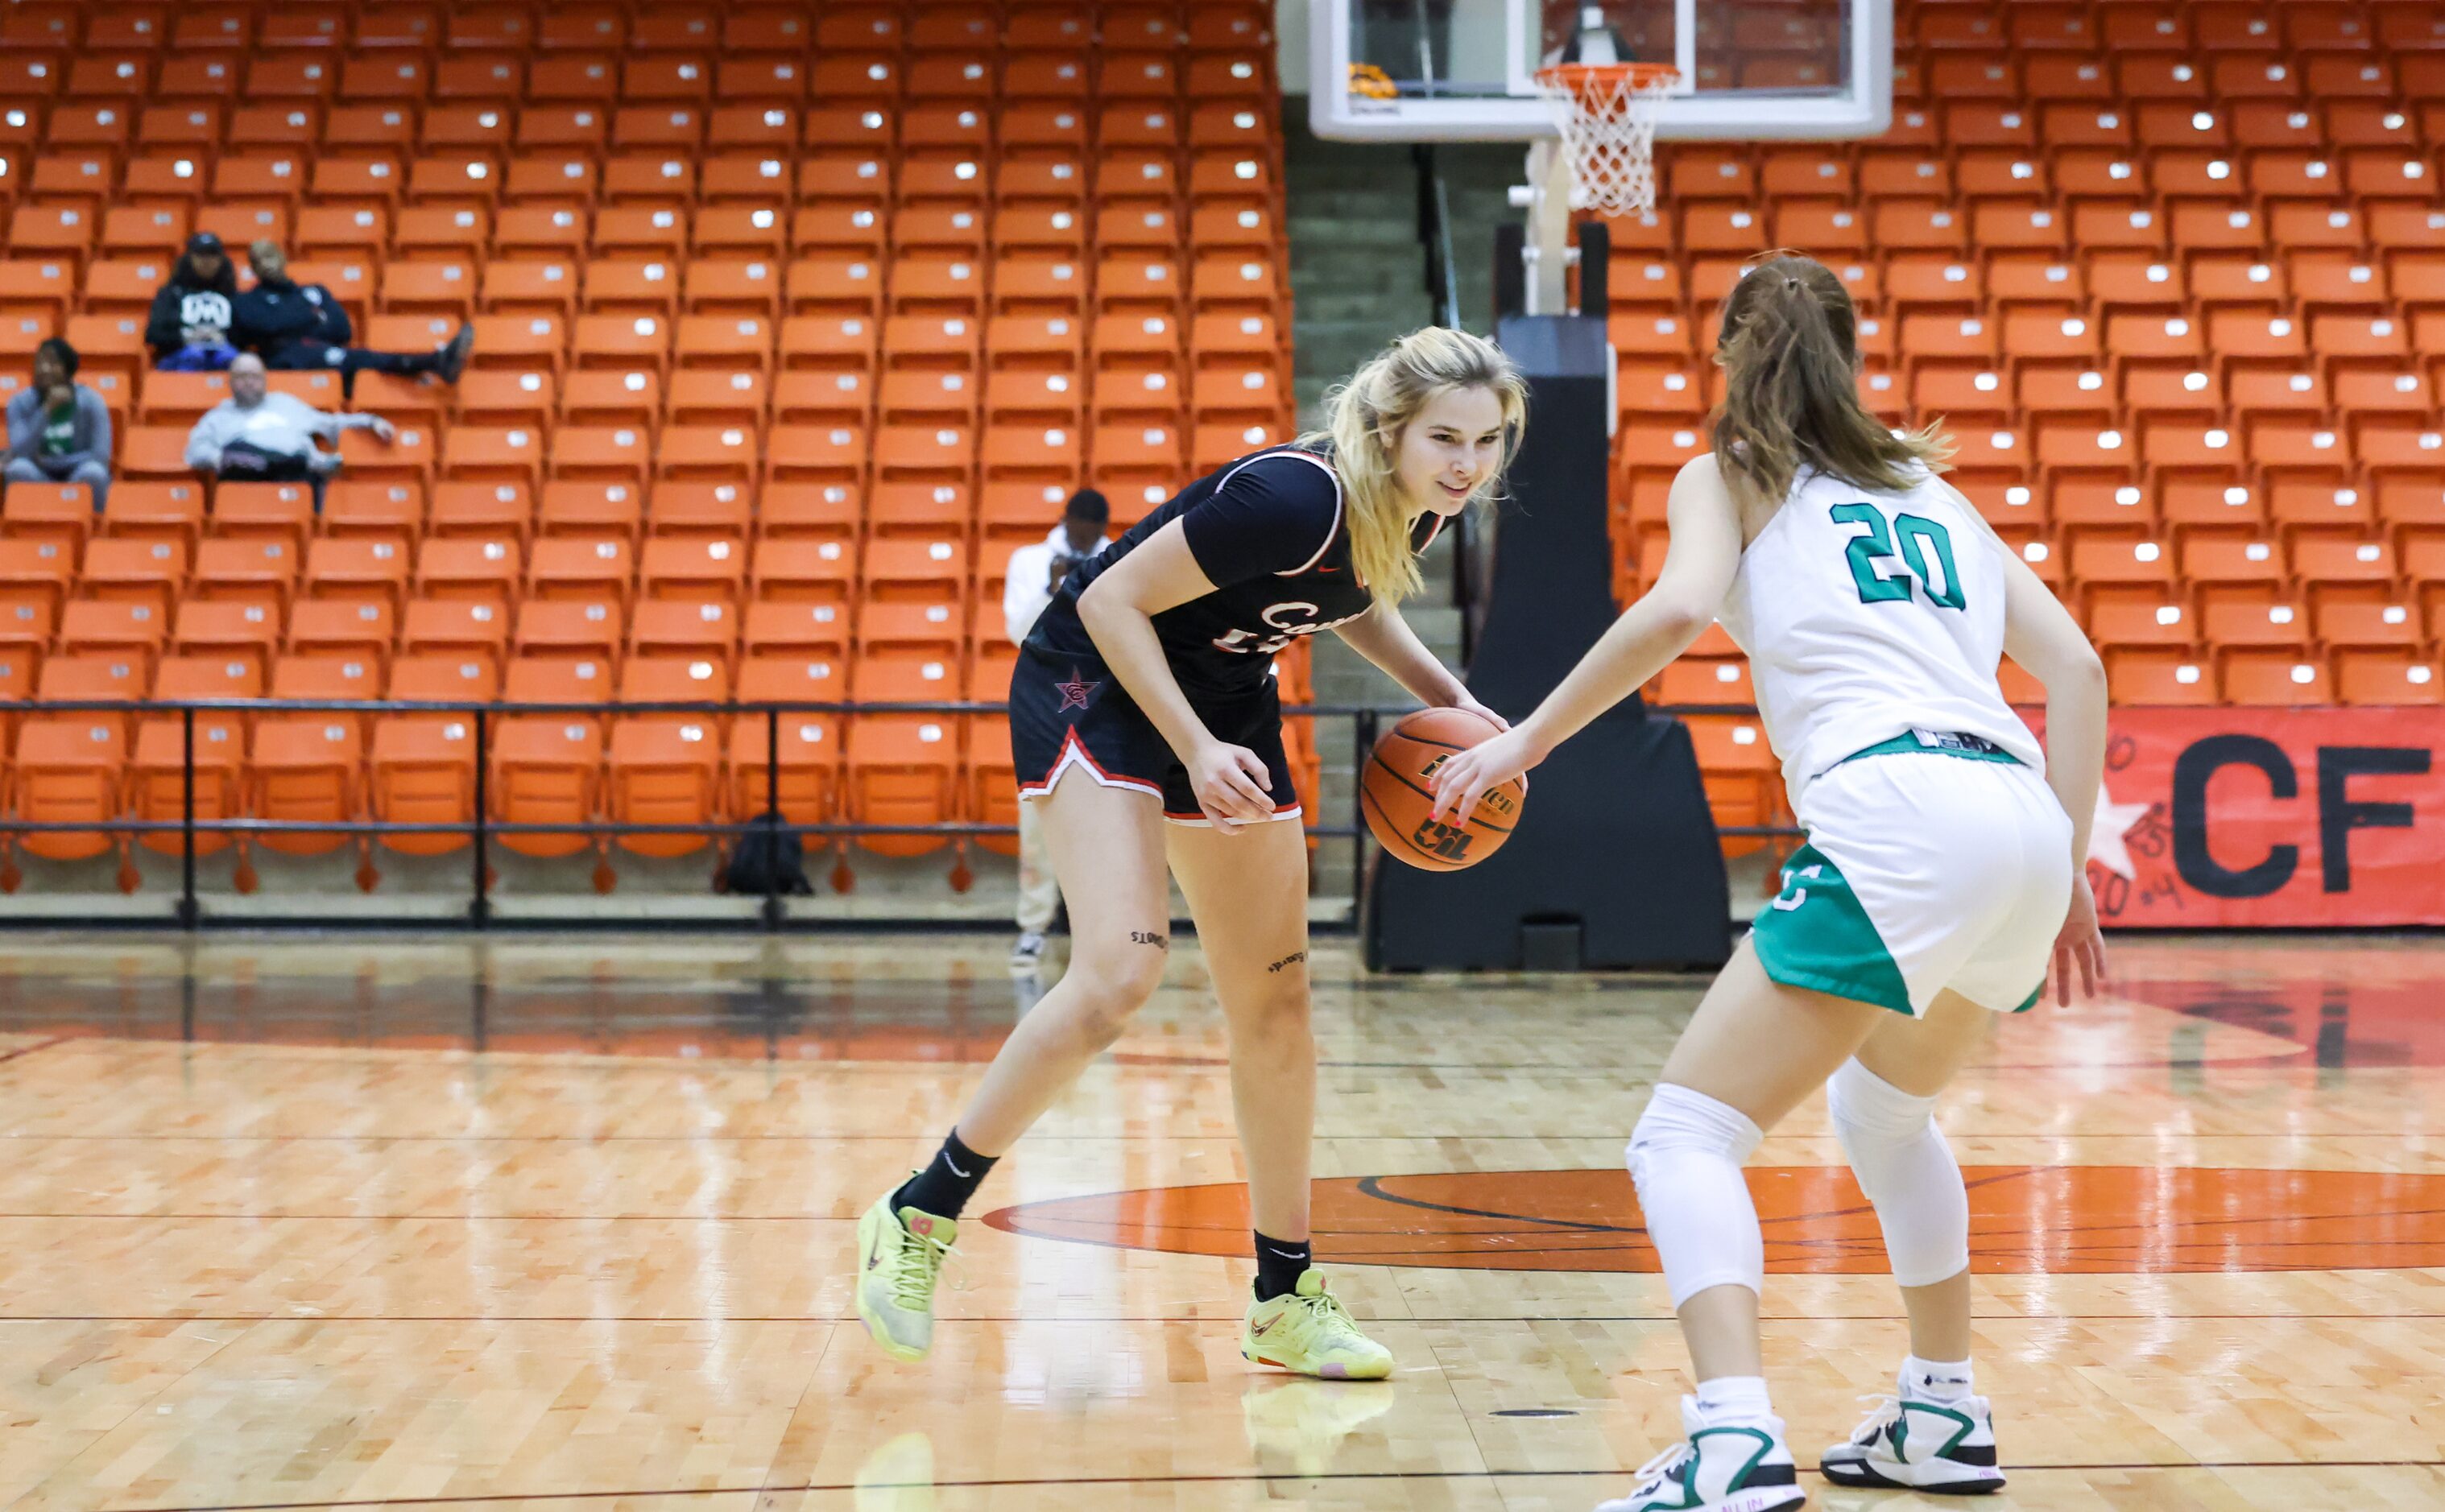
[2011,981,2044,1014]
[1748,842,1914,1016]
[1837,733,2026,768]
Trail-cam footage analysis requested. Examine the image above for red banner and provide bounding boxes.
[2031,707,2444,928]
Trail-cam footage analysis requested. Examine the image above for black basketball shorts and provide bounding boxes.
[1008,651,1301,826]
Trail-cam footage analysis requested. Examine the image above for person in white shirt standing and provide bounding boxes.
[999,488,1111,971]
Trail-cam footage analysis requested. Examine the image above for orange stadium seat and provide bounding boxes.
[171,600,281,684]
[527,536,635,609]
[846,650,960,858]
[1,483,97,556]
[245,680,370,870]
[606,655,727,859]
[367,654,488,857]
[127,654,259,859]
[190,538,301,618]
[488,655,610,861]
[209,484,316,552]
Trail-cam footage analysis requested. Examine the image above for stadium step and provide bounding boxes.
[1430,144,1528,336]
[1285,106,1435,424]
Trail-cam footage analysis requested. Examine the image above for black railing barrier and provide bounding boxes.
[0,696,1801,930]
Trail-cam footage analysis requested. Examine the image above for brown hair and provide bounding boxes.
[1301,327,1529,606]
[1711,254,1950,507]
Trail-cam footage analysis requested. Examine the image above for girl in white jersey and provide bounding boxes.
[1432,256,2109,1512]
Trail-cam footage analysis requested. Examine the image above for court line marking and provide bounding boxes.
[0,1035,77,1067]
[2,1130,2424,1140]
[4,1312,2439,1323]
[122,1460,2445,1512]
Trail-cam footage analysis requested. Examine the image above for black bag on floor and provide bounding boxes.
[719,811,813,895]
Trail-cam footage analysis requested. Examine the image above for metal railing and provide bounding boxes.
[0,696,1406,931]
[0,694,1795,929]
[1413,143,1464,332]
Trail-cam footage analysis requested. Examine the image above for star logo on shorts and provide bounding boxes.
[1054,669,1098,712]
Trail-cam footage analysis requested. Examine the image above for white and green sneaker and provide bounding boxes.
[854,1188,955,1362]
[1595,1398,1806,1512]
[1820,1374,2004,1495]
[1239,1270,1394,1380]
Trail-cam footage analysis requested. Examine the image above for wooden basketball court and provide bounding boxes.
[0,931,2437,1510]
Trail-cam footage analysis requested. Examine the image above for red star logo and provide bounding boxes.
[1054,670,1098,712]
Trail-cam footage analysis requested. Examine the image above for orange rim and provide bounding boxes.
[1534,61,1681,105]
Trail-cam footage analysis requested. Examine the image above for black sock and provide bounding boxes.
[1253,1231,1312,1302]
[894,1130,996,1221]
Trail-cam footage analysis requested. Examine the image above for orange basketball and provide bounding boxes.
[1361,707,1525,872]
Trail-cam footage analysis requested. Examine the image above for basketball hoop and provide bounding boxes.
[1532,62,1679,217]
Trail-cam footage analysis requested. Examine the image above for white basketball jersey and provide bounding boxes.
[1716,465,2043,799]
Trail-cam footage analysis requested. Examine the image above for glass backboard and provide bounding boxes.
[1314,0,1892,142]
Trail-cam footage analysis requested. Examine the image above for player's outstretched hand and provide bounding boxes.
[1426,727,1539,828]
[1446,692,1509,732]
[1188,740,1276,833]
[2051,870,2106,1006]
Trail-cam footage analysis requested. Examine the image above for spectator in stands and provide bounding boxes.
[234,240,474,399]
[3,337,114,511]
[184,354,394,501]
[146,233,241,372]
[998,487,1113,971]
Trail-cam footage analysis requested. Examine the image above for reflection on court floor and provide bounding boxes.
[0,933,2437,1510]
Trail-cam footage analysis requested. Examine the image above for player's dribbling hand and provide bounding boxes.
[2050,870,2107,1006]
[1426,726,1540,828]
[1188,740,1275,833]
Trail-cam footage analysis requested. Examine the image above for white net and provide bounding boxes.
[1533,64,1679,217]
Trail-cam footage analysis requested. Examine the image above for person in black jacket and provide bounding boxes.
[145,233,242,371]
[232,240,474,399]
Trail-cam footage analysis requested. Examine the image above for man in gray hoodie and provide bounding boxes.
[4,338,115,510]
[184,354,394,502]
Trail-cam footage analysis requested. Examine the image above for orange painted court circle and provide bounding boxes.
[984,1166,2445,1273]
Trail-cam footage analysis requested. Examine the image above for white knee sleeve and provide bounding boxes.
[1626,1083,1766,1308]
[1827,1057,1970,1288]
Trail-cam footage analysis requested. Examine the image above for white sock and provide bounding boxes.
[1905,1354,1973,1402]
[1626,1084,1766,1308]
[1694,1374,1775,1425]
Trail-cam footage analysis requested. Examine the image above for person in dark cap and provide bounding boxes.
[147,233,242,371]
[997,487,1112,970]
[234,239,473,399]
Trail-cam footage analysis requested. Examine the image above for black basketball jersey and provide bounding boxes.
[1024,447,1442,701]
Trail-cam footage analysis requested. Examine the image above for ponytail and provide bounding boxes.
[1711,254,1950,507]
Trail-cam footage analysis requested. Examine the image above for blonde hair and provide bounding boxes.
[1300,327,1529,606]
[1713,254,1951,509]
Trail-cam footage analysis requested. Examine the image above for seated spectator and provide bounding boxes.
[184,355,394,497]
[145,233,241,372]
[3,338,114,510]
[234,240,472,399]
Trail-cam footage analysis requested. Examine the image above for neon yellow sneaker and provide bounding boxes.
[1239,1270,1393,1380]
[854,1188,955,1362]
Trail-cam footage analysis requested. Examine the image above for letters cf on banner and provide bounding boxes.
[2025,707,2442,928]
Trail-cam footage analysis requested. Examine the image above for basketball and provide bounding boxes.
[1362,707,1525,872]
